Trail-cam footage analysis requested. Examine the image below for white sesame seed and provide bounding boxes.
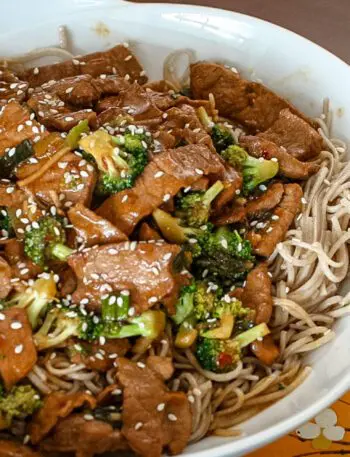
[188,395,195,403]
[163,193,171,202]
[271,157,278,162]
[65,87,74,94]
[95,353,104,360]
[64,116,74,122]
[17,124,24,132]
[154,171,164,178]
[23,435,30,445]
[271,215,279,221]
[72,59,80,65]
[301,197,307,204]
[135,422,143,430]
[121,290,130,296]
[99,336,106,345]
[221,239,228,249]
[0,313,5,320]
[11,321,22,330]
[6,187,14,194]
[121,195,128,203]
[84,414,94,421]
[157,403,165,411]
[168,414,177,422]
[124,55,133,61]
[100,74,107,79]
[8,147,16,157]
[128,307,135,316]
[124,74,130,81]
[163,253,172,261]
[148,296,157,304]
[15,344,23,354]
[195,168,204,175]
[33,67,39,75]
[130,241,137,251]
[193,388,201,396]
[137,362,146,368]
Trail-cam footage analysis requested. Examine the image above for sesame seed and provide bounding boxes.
[301,197,307,204]
[99,336,106,345]
[124,74,130,81]
[17,124,24,132]
[0,313,5,320]
[64,116,74,122]
[271,215,279,221]
[23,435,30,445]
[20,268,29,275]
[148,296,157,304]
[65,87,74,94]
[73,59,80,65]
[128,307,135,316]
[168,414,177,422]
[188,238,197,244]
[95,353,104,360]
[221,239,228,249]
[137,362,146,368]
[112,388,122,395]
[33,67,39,75]
[121,290,130,296]
[163,253,172,261]
[157,403,165,411]
[124,55,133,61]
[100,74,107,79]
[15,344,23,354]
[11,321,22,330]
[84,414,94,421]
[188,395,195,403]
[135,422,143,430]
[195,168,204,175]
[163,193,171,202]
[154,171,164,178]
[140,70,146,76]
[271,157,278,162]
[266,227,273,233]
[123,42,129,48]
[130,241,137,251]
[116,296,124,307]
[8,147,16,157]
[193,388,201,396]
[6,187,14,194]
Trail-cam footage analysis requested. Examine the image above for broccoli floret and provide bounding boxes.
[211,124,235,153]
[79,127,150,196]
[221,145,279,194]
[34,306,96,350]
[172,284,196,325]
[212,298,249,320]
[196,323,270,372]
[101,310,166,340]
[176,181,224,227]
[24,216,74,268]
[0,385,41,426]
[194,226,255,282]
[0,208,12,239]
[7,276,57,328]
[101,292,130,322]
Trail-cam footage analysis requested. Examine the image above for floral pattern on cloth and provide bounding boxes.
[247,391,350,457]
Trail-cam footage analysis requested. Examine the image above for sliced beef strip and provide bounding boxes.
[0,308,37,390]
[68,241,181,313]
[0,101,46,156]
[117,358,192,457]
[29,392,96,444]
[0,440,42,457]
[146,356,174,381]
[245,182,285,217]
[241,263,273,324]
[97,144,227,235]
[240,135,319,180]
[27,90,97,131]
[259,109,324,161]
[0,257,12,299]
[4,239,43,284]
[68,203,128,247]
[24,151,97,208]
[247,183,303,257]
[190,62,313,133]
[19,45,147,88]
[40,414,129,457]
[213,204,246,226]
[0,69,29,107]
[70,338,130,372]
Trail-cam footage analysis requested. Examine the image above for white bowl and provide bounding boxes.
[1,1,350,456]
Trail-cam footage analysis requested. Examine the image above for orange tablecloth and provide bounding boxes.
[247,392,350,457]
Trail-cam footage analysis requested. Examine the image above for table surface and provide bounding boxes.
[132,0,350,64]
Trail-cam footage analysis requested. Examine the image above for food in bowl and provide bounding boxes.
[0,30,348,457]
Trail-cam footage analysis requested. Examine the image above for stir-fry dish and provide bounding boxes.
[0,38,349,457]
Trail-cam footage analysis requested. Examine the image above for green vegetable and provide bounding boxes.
[6,276,57,328]
[101,293,130,322]
[196,323,270,372]
[0,208,12,239]
[0,140,34,178]
[24,216,74,268]
[101,310,166,339]
[194,226,255,282]
[172,284,197,325]
[0,385,41,426]
[79,127,150,196]
[176,181,224,227]
[211,124,235,153]
[221,145,278,194]
[65,119,90,149]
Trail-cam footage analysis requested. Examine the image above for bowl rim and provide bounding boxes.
[1,2,350,456]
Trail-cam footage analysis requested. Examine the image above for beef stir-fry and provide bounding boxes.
[0,41,346,457]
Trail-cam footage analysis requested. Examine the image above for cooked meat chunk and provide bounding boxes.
[24,152,97,208]
[190,62,313,132]
[0,440,42,457]
[4,239,42,284]
[0,101,46,156]
[0,69,29,107]
[59,266,77,297]
[68,203,128,247]
[29,392,96,444]
[245,182,285,217]
[68,241,181,313]
[19,45,147,87]
[70,339,130,372]
[146,356,174,381]
[241,263,273,324]
[251,335,280,366]
[117,358,192,457]
[247,183,303,257]
[0,308,37,389]
[97,144,227,235]
[40,414,129,457]
[240,135,319,180]
[0,256,12,299]
[259,109,324,161]
[138,222,162,241]
[213,204,246,226]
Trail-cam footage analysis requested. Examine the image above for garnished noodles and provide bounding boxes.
[0,36,349,449]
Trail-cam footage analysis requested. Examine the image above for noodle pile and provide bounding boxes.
[4,34,350,444]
